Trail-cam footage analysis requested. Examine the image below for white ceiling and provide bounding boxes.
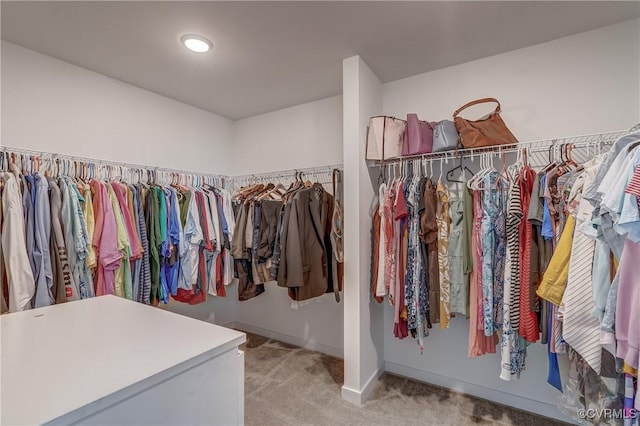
[2,1,638,120]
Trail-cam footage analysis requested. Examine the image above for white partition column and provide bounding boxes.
[341,55,385,404]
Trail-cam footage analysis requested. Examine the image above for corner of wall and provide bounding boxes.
[342,55,385,404]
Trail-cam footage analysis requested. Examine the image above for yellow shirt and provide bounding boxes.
[623,362,638,377]
[82,183,97,270]
[536,215,576,306]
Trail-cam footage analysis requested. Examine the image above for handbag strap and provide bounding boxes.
[453,98,501,118]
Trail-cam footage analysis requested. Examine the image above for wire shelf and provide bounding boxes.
[229,164,343,192]
[369,130,627,169]
[0,145,229,186]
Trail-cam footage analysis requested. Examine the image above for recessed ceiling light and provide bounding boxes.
[181,34,212,53]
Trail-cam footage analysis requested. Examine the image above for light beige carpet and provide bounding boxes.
[241,333,569,426]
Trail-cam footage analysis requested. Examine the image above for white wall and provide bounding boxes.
[233,284,344,357]
[1,41,234,175]
[1,41,237,327]
[380,19,640,419]
[230,95,344,356]
[232,96,343,175]
[341,56,385,404]
[1,41,345,354]
[384,18,640,140]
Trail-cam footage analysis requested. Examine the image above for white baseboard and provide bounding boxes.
[341,367,384,405]
[341,385,361,404]
[228,321,344,359]
[384,361,576,423]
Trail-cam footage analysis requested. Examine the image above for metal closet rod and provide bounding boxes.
[233,163,343,181]
[371,129,629,166]
[0,145,230,180]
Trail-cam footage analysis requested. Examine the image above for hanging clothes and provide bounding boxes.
[370,197,384,305]
[435,180,449,328]
[500,167,527,380]
[230,174,342,305]
[30,174,54,307]
[278,183,339,302]
[420,178,439,328]
[0,155,232,313]
[61,178,95,300]
[469,189,498,357]
[480,171,500,337]
[394,180,409,339]
[518,166,540,343]
[448,181,472,317]
[404,173,429,350]
[367,129,640,415]
[48,177,79,303]
[1,172,36,311]
[92,179,121,297]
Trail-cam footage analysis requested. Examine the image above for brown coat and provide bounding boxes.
[277,184,336,301]
[421,178,440,326]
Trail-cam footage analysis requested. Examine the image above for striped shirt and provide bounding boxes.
[135,184,152,304]
[506,171,522,330]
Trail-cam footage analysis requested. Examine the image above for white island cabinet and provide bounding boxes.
[1,295,245,426]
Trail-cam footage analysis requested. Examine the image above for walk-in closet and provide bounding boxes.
[1,2,639,425]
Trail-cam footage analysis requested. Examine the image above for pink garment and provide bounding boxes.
[616,238,640,372]
[393,182,409,339]
[111,182,143,259]
[91,180,122,295]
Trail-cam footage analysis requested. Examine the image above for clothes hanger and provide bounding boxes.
[540,141,559,174]
[506,147,521,183]
[473,153,491,191]
[42,157,53,178]
[468,153,487,190]
[565,143,578,167]
[472,153,496,191]
[565,143,585,174]
[484,153,498,190]
[447,155,473,183]
[495,149,508,189]
[75,161,84,183]
[257,182,277,200]
[467,154,482,190]
[555,143,578,177]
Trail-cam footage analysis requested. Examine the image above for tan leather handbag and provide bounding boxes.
[453,98,518,149]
